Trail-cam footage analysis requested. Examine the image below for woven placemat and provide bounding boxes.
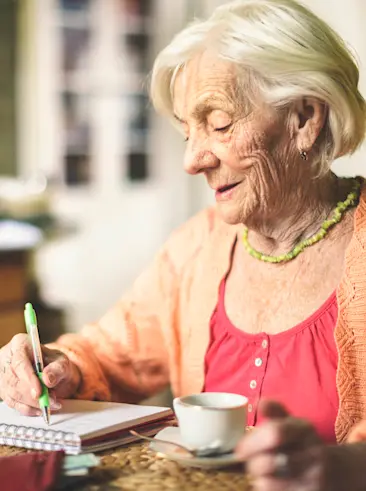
[0,443,251,491]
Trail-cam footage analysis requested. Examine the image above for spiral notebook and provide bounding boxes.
[0,399,173,455]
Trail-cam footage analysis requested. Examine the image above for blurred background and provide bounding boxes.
[0,0,365,350]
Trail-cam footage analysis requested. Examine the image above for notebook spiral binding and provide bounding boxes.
[0,424,81,454]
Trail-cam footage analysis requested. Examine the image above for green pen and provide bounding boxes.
[24,303,51,425]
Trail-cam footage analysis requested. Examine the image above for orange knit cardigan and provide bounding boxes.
[52,185,366,443]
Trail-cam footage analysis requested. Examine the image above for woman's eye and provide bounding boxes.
[214,123,232,133]
[184,137,189,142]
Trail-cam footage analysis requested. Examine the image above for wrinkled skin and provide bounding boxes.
[173,51,331,241]
[0,333,80,415]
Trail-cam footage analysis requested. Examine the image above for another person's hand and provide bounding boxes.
[236,401,324,491]
[0,333,81,416]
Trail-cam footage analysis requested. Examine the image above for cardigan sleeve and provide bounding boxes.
[47,208,215,402]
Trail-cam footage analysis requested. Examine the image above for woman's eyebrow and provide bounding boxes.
[192,98,228,119]
[174,97,232,124]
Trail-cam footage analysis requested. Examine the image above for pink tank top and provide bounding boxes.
[204,278,339,443]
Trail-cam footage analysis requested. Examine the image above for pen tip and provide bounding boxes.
[42,407,51,425]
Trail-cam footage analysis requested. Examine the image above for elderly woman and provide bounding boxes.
[1,0,366,467]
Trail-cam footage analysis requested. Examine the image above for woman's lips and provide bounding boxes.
[215,182,241,201]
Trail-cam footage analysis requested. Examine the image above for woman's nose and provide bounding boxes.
[184,144,219,175]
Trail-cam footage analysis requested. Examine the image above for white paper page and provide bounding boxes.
[0,399,171,439]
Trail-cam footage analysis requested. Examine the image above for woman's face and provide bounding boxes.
[173,52,297,226]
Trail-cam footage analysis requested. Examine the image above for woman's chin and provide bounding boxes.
[215,202,244,225]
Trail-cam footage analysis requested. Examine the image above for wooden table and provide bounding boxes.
[0,443,251,491]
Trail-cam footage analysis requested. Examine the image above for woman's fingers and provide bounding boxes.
[236,421,282,459]
[242,438,321,477]
[259,400,290,419]
[279,418,322,449]
[347,420,366,443]
[247,452,278,476]
[236,401,324,491]
[42,352,72,388]
[10,334,41,398]
[237,417,323,475]
[236,400,293,460]
[0,336,41,408]
[2,394,41,417]
[0,333,74,415]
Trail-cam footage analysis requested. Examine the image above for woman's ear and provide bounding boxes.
[290,98,327,153]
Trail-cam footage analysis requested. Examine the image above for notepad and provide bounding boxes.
[0,399,173,454]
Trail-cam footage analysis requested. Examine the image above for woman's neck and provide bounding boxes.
[244,174,351,256]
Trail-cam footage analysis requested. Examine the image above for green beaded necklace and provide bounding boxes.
[242,177,362,264]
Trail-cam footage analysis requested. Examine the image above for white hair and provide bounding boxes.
[150,0,366,171]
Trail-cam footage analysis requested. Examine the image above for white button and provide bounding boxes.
[248,404,253,412]
[262,339,268,349]
[250,380,257,389]
[255,357,263,367]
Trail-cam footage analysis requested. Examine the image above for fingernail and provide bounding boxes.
[31,388,38,400]
[48,373,56,385]
[50,396,61,409]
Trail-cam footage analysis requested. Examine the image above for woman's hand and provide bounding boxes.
[346,420,366,444]
[0,333,81,416]
[236,401,325,491]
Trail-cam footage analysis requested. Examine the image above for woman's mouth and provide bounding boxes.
[215,182,241,201]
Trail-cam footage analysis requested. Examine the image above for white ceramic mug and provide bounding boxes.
[173,392,248,454]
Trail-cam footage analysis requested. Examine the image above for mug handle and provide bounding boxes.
[172,397,182,422]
